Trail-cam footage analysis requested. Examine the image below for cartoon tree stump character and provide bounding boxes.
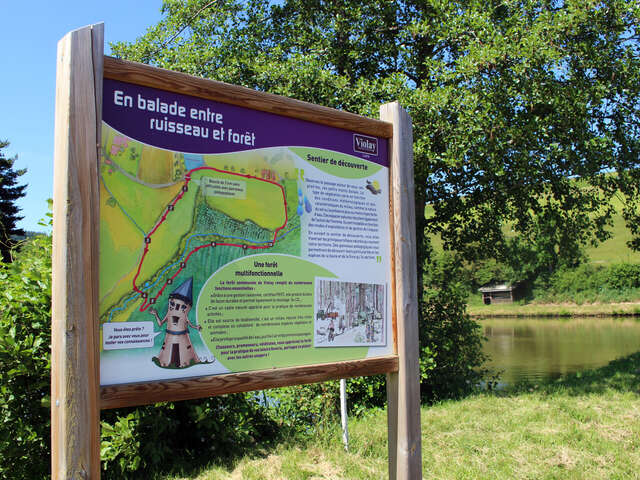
[149,277,202,368]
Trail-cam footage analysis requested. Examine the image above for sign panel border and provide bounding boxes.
[98,56,399,406]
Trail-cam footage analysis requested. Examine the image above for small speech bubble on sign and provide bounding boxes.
[103,322,161,350]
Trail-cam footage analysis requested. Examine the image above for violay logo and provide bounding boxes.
[353,134,378,156]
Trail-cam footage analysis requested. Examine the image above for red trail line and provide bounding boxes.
[132,166,288,312]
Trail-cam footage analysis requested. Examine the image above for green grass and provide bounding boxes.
[140,352,640,480]
[586,195,640,265]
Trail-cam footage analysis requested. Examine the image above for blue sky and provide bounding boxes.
[1,1,164,231]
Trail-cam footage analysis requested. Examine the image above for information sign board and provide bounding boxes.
[52,24,421,479]
[99,76,393,385]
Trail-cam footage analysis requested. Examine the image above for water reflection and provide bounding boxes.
[481,317,640,385]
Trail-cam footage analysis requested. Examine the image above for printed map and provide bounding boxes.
[99,123,302,327]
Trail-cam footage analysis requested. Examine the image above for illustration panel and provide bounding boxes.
[314,279,386,347]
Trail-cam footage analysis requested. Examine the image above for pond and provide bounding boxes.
[481,317,640,386]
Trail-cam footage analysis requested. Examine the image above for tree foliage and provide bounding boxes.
[113,0,640,278]
[420,287,488,401]
[0,141,26,262]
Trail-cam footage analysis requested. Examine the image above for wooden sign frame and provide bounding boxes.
[52,23,421,479]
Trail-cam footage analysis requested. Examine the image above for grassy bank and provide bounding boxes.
[156,352,640,480]
[467,299,640,317]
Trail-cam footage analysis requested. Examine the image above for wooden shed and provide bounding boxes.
[478,283,519,305]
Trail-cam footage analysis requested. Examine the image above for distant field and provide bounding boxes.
[426,203,640,265]
[586,212,640,264]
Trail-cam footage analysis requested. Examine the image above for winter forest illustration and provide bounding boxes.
[314,279,386,347]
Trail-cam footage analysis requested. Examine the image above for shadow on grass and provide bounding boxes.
[100,394,307,480]
[146,443,275,480]
[130,428,299,480]
[504,350,640,397]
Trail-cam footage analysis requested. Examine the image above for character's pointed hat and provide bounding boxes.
[170,277,193,305]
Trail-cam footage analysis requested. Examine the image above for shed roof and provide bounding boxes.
[478,283,514,293]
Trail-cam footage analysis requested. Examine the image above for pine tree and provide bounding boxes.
[0,140,26,261]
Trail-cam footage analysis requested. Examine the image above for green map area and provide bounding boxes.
[99,124,302,334]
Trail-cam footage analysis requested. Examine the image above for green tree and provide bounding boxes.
[113,0,640,278]
[0,140,26,262]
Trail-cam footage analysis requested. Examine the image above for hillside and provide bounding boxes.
[426,201,640,265]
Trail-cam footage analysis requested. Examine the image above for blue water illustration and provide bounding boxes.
[184,154,204,170]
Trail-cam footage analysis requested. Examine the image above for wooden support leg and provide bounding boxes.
[381,102,422,479]
[52,23,103,480]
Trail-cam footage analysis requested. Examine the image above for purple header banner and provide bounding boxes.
[102,78,388,167]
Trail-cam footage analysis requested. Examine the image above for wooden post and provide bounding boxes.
[52,23,103,479]
[380,102,422,479]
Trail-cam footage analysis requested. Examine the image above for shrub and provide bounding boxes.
[0,235,52,480]
[423,252,472,295]
[472,258,516,289]
[100,394,280,479]
[550,264,605,295]
[536,262,640,303]
[424,253,520,298]
[419,288,488,402]
[606,263,640,290]
[267,381,342,433]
